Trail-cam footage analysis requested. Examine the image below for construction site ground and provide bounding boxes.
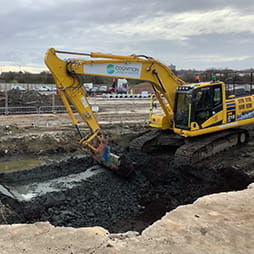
[0,110,254,253]
[1,184,254,254]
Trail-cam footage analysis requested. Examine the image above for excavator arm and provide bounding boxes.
[44,48,185,175]
[44,48,134,176]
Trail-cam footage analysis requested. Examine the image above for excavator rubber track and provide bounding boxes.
[129,129,163,152]
[129,128,185,153]
[174,129,249,167]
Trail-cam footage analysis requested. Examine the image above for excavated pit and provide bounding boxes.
[0,147,253,233]
[0,124,254,233]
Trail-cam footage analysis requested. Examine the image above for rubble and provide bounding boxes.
[0,121,253,253]
[0,183,254,254]
[0,124,253,233]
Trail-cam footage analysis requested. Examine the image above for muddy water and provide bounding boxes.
[0,158,43,173]
[0,154,83,174]
[6,165,105,202]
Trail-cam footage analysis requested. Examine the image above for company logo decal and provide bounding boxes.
[106,64,140,76]
[107,64,115,74]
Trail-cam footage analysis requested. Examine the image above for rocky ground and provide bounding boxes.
[0,122,254,253]
[0,183,254,254]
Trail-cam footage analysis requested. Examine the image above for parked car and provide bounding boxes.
[11,85,25,90]
[98,85,108,92]
[41,85,51,91]
[91,87,99,92]
[35,85,52,91]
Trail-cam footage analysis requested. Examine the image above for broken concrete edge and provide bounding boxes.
[248,182,254,189]
[0,182,254,254]
[131,181,254,254]
[136,181,251,230]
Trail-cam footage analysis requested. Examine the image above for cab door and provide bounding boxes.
[193,84,222,127]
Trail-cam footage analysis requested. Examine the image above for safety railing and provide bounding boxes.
[0,106,38,115]
[38,105,77,114]
[0,99,162,127]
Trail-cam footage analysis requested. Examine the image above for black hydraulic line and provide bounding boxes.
[151,84,157,93]
[133,54,153,59]
[58,75,75,91]
[152,69,166,93]
[55,50,91,56]
[75,124,83,139]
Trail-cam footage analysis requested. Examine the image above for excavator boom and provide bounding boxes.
[48,48,186,129]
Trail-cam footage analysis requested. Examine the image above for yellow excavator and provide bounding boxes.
[45,48,254,175]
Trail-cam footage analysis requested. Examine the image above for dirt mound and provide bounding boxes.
[0,130,80,157]
[0,125,20,136]
[131,82,154,94]
[0,90,62,107]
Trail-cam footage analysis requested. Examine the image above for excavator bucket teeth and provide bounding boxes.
[115,155,134,177]
[93,147,134,177]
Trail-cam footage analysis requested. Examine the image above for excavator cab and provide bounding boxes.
[174,82,223,131]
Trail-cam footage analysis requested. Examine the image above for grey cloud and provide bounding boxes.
[0,0,254,71]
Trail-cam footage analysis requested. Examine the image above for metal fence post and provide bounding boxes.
[52,93,55,112]
[4,84,8,115]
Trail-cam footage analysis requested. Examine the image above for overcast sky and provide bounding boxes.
[1,0,254,73]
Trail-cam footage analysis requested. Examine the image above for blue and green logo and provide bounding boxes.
[107,64,115,74]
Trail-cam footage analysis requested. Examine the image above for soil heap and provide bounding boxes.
[0,90,62,107]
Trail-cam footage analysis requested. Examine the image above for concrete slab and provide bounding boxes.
[1,183,254,254]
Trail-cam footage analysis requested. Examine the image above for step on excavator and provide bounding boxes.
[45,48,253,171]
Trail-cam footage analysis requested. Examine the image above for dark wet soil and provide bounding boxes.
[0,126,254,233]
[1,147,254,233]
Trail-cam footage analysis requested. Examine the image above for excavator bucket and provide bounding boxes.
[79,132,134,177]
[92,143,134,177]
